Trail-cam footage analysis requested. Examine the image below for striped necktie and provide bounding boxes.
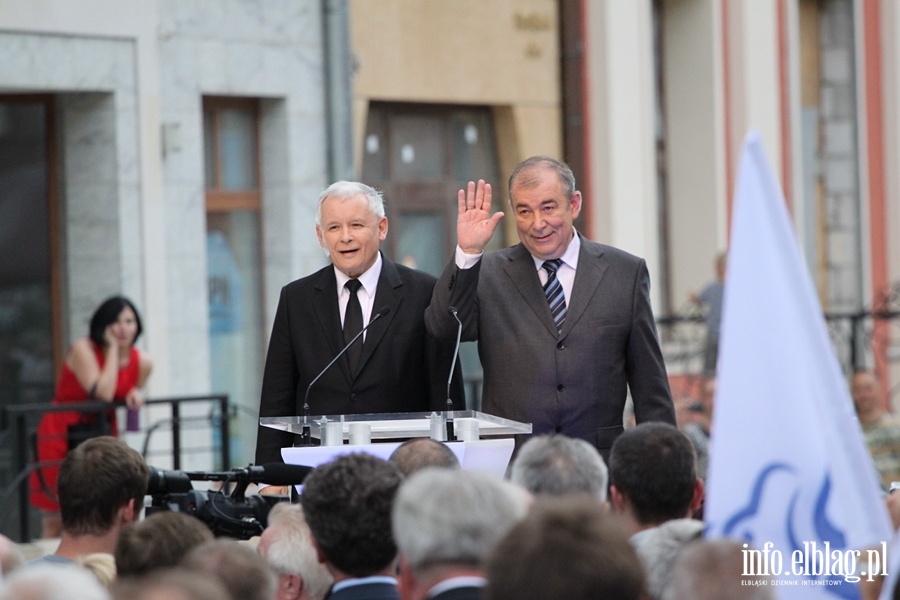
[542,259,566,333]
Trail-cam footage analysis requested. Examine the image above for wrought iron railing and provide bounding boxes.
[0,394,230,543]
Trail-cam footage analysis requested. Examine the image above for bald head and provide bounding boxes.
[389,438,460,477]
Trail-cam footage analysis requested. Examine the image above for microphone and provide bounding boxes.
[446,306,464,440]
[299,305,392,444]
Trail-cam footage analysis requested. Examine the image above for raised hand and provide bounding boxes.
[457,179,504,254]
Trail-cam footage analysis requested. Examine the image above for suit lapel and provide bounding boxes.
[502,245,559,337]
[354,255,401,379]
[313,266,353,382]
[562,240,608,336]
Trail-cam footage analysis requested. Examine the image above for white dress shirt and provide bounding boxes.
[334,253,382,341]
[455,232,581,304]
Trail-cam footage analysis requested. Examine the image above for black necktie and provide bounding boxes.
[343,279,364,374]
[542,259,567,333]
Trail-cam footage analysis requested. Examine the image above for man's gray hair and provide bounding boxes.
[392,468,529,572]
[316,181,385,226]
[509,434,608,502]
[507,156,576,201]
[262,503,333,600]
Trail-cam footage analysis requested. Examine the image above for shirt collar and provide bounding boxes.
[530,230,581,271]
[334,252,383,295]
[332,576,397,593]
[427,576,487,598]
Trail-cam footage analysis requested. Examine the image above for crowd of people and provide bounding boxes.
[6,381,898,598]
[2,426,789,600]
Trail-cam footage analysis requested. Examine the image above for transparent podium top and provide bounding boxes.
[260,410,531,440]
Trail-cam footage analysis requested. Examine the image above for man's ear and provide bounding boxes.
[315,225,325,248]
[120,498,138,525]
[690,477,705,514]
[279,573,303,600]
[609,485,627,511]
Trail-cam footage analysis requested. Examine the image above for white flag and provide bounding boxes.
[704,131,892,599]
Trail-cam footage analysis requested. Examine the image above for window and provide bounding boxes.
[203,97,264,467]
[362,102,504,276]
[0,97,56,407]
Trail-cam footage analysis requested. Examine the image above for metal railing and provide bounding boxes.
[656,301,900,402]
[0,394,230,543]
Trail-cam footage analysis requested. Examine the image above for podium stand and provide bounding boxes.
[260,410,532,485]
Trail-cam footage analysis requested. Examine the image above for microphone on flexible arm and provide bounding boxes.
[445,306,464,441]
[298,305,393,445]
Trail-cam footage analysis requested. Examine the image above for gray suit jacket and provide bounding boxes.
[425,238,674,457]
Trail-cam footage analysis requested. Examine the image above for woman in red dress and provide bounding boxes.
[30,296,153,538]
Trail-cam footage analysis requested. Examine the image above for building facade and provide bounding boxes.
[2,0,900,491]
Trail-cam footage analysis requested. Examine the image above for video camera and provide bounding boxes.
[145,462,313,539]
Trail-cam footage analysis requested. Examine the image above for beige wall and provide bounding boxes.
[663,0,727,308]
[583,0,662,307]
[725,0,783,179]
[350,0,562,224]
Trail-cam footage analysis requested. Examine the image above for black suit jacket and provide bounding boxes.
[256,255,465,464]
[430,585,483,600]
[328,582,400,600]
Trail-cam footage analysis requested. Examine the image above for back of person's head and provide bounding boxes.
[484,497,644,600]
[58,436,148,536]
[77,552,118,589]
[111,567,229,600]
[662,539,775,600]
[259,502,333,600]
[300,452,403,577]
[114,511,213,577]
[608,422,698,525]
[182,539,276,600]
[388,438,460,477]
[630,518,704,599]
[0,563,111,600]
[509,434,608,502]
[392,468,530,573]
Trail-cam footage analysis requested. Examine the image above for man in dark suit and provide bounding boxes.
[425,157,674,461]
[301,453,403,600]
[256,181,464,468]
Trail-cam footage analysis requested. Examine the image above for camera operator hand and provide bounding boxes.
[259,485,289,496]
